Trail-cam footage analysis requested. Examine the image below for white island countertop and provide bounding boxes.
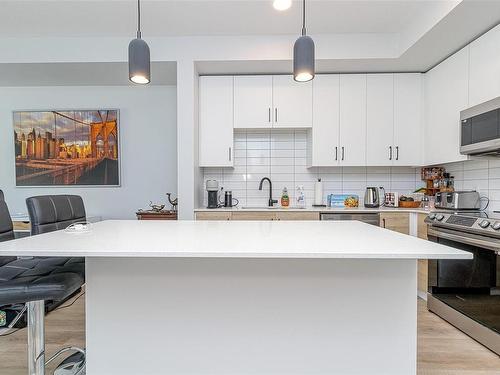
[0,220,471,259]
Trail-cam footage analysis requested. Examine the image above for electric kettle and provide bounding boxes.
[364,187,380,208]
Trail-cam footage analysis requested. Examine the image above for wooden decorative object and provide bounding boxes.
[136,210,177,220]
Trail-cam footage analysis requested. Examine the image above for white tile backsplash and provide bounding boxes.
[201,129,421,207]
[441,159,500,211]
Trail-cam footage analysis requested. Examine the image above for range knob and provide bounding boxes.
[428,213,436,220]
[479,220,491,228]
[436,214,445,221]
[492,222,500,230]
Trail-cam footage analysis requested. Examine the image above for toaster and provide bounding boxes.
[434,191,481,210]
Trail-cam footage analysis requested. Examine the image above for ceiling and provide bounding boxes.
[0,0,499,81]
[0,0,460,37]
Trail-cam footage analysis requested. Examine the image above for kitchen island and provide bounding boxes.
[0,220,470,375]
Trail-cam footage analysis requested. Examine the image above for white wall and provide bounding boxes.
[0,85,177,219]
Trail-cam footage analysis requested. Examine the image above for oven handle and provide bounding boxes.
[427,227,500,253]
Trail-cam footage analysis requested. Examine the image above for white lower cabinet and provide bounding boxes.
[199,76,234,167]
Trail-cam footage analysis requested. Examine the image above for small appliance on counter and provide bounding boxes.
[206,179,219,209]
[434,191,481,210]
[384,192,399,207]
[224,191,239,208]
[364,187,380,208]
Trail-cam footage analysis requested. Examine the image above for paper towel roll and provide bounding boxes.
[314,179,323,205]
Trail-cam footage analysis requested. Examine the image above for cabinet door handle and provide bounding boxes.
[341,146,345,161]
[382,218,386,228]
[268,108,271,123]
[275,108,278,123]
[229,147,232,161]
[335,146,338,161]
[396,146,399,161]
[389,146,392,161]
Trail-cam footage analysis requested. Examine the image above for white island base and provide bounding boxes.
[86,257,417,375]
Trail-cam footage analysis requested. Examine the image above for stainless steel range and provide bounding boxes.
[425,211,500,354]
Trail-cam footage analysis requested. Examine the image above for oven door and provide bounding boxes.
[427,226,497,292]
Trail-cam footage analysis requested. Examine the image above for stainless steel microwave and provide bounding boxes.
[460,96,500,156]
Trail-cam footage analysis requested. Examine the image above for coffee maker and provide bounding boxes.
[206,180,219,209]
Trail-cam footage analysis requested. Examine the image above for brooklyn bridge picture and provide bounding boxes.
[13,110,120,186]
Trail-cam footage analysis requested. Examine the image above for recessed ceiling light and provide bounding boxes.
[273,0,292,11]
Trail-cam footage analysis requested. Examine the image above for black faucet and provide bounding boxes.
[259,177,278,207]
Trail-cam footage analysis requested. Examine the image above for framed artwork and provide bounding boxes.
[13,110,120,187]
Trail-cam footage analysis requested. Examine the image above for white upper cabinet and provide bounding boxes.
[308,75,340,166]
[272,75,313,128]
[199,76,234,167]
[469,25,500,107]
[233,75,312,129]
[366,74,394,166]
[394,73,422,166]
[424,47,469,166]
[234,76,273,129]
[339,74,367,166]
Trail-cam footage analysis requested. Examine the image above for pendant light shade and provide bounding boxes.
[129,37,150,84]
[129,0,150,84]
[293,0,314,82]
[293,35,315,82]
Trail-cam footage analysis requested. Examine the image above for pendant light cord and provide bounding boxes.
[137,0,142,39]
[302,0,306,36]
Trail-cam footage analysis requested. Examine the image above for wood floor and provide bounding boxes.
[0,295,498,374]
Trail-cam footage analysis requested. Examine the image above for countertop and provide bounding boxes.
[0,220,470,259]
[194,206,432,214]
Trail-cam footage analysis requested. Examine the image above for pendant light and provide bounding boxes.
[129,0,150,84]
[293,0,315,82]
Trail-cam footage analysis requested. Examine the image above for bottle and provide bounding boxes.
[296,185,306,208]
[314,178,323,206]
[281,187,290,207]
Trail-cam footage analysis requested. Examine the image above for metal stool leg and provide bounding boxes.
[27,300,45,375]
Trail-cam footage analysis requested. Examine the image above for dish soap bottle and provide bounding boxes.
[296,185,306,208]
[281,187,290,207]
